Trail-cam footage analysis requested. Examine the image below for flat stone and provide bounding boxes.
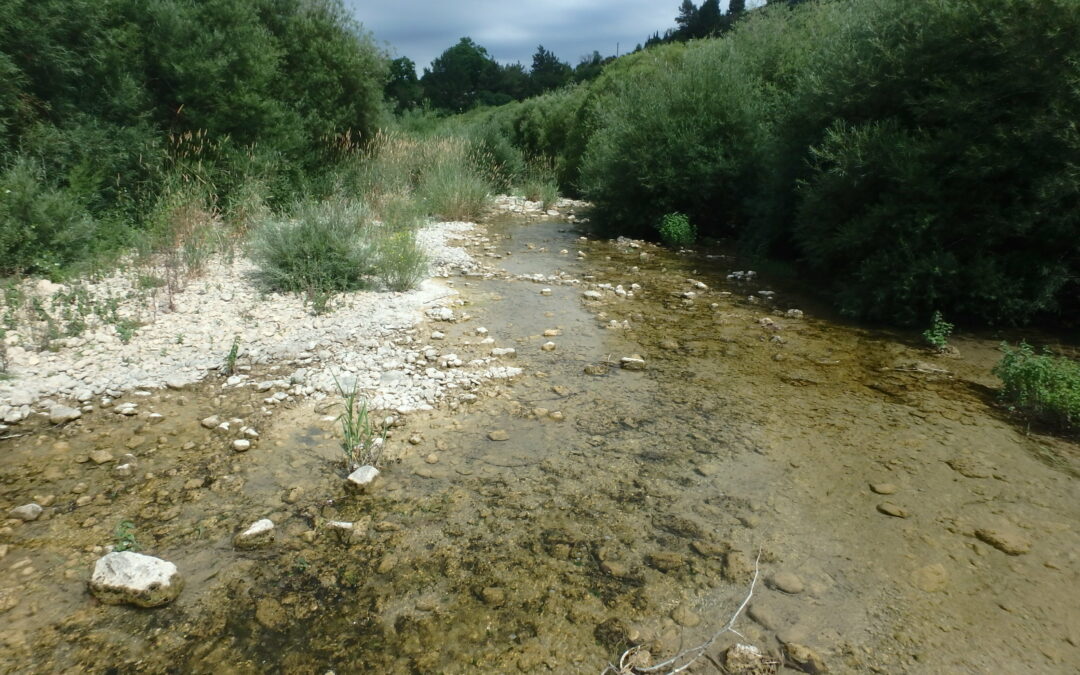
[671,604,700,628]
[232,439,251,452]
[600,560,632,579]
[347,465,380,488]
[49,405,82,425]
[620,356,646,371]
[487,430,509,441]
[491,347,516,358]
[582,290,602,300]
[89,450,114,465]
[870,482,898,495]
[10,503,43,521]
[583,364,609,376]
[234,519,275,549]
[975,527,1031,555]
[200,415,221,430]
[690,540,727,558]
[877,502,909,518]
[770,571,805,594]
[946,456,993,479]
[784,643,827,674]
[646,551,686,572]
[88,552,183,608]
[911,563,949,592]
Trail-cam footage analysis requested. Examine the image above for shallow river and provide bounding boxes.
[2,218,1078,673]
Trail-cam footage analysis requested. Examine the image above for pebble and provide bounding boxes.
[48,405,82,425]
[540,288,552,296]
[975,526,1031,556]
[911,563,949,592]
[870,482,898,495]
[646,551,686,572]
[200,415,221,430]
[425,453,439,464]
[541,342,556,352]
[232,439,252,452]
[347,465,380,488]
[234,519,275,549]
[671,604,701,628]
[600,560,632,579]
[620,355,646,371]
[481,587,505,607]
[877,502,909,518]
[769,571,805,595]
[89,450,114,465]
[784,643,827,674]
[583,364,609,376]
[542,329,560,337]
[487,430,509,441]
[10,503,43,521]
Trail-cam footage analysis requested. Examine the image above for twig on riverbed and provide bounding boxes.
[601,552,762,675]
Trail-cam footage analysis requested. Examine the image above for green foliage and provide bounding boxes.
[922,311,954,351]
[333,373,384,469]
[445,0,1080,327]
[250,199,378,302]
[221,335,241,376]
[0,0,389,273]
[994,342,1080,429]
[0,158,99,275]
[658,213,696,248]
[113,520,140,552]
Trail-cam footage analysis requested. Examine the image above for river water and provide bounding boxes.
[2,217,1078,673]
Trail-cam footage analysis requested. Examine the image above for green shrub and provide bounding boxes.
[250,199,378,301]
[0,158,99,275]
[922,311,954,351]
[376,228,428,292]
[994,342,1080,429]
[658,212,696,247]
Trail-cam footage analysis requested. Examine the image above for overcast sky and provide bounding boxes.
[344,1,686,72]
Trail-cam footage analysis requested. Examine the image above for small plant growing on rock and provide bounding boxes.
[221,335,240,376]
[333,373,384,470]
[658,212,696,248]
[922,311,954,351]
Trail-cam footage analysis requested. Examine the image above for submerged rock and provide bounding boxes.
[48,405,82,425]
[88,551,183,608]
[347,465,380,488]
[11,503,43,521]
[234,519,275,549]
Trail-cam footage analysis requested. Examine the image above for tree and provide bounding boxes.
[420,37,501,112]
[573,51,607,83]
[529,45,572,95]
[385,56,421,112]
[675,0,698,39]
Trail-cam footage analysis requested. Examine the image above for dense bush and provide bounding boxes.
[250,199,378,300]
[994,342,1080,429]
[0,0,388,273]
[449,0,1080,327]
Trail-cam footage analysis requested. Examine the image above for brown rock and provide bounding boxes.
[769,572,805,595]
[870,482,898,495]
[785,643,828,673]
[255,598,287,630]
[911,563,949,592]
[646,551,686,572]
[481,587,505,607]
[671,604,700,627]
[975,527,1031,555]
[487,430,509,441]
[877,502,909,518]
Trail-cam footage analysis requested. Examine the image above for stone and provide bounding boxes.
[491,347,516,358]
[911,563,949,592]
[620,356,646,371]
[481,587,505,607]
[582,290,603,300]
[10,503,43,521]
[49,405,82,425]
[88,551,183,608]
[725,644,770,673]
[784,643,827,674]
[425,453,439,464]
[600,560,632,579]
[89,450,114,465]
[255,597,287,630]
[975,527,1031,556]
[671,604,700,628]
[770,571,805,595]
[488,429,509,441]
[114,464,134,478]
[541,341,556,352]
[877,502,909,518]
[748,603,780,630]
[690,540,727,558]
[946,456,992,479]
[540,288,552,296]
[646,551,686,572]
[583,364,609,375]
[200,415,221,430]
[870,482,898,495]
[234,519,275,549]
[232,439,251,452]
[347,465,380,488]
[543,329,560,337]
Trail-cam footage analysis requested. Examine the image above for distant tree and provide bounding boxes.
[728,0,747,17]
[573,51,607,83]
[675,0,698,39]
[529,45,572,95]
[693,0,723,37]
[420,37,501,112]
[384,56,422,113]
[497,62,531,101]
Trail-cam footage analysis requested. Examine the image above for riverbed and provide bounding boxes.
[2,212,1078,673]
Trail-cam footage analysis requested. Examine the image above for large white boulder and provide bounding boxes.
[88,551,183,608]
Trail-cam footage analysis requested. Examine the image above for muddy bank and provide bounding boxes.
[2,212,1079,674]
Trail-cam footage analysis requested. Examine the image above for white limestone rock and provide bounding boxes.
[88,551,183,608]
[347,465,380,489]
[234,519,275,549]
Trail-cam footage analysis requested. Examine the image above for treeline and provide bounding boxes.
[385,40,612,114]
[448,0,1080,327]
[0,0,387,275]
